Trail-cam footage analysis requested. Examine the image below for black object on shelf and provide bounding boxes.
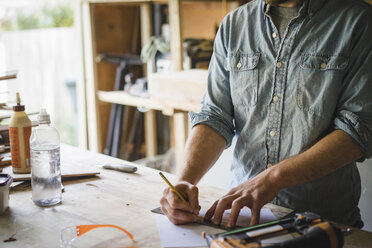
[98,53,142,158]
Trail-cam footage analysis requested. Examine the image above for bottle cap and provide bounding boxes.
[37,108,51,124]
[13,105,25,111]
[13,92,25,112]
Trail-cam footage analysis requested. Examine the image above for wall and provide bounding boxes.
[357,160,372,231]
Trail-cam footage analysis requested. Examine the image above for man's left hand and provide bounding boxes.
[204,168,280,227]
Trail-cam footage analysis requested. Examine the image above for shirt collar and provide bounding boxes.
[307,0,326,18]
[261,0,326,19]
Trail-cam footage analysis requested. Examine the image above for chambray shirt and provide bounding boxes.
[190,0,372,226]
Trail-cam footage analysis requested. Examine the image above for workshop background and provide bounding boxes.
[0,0,371,232]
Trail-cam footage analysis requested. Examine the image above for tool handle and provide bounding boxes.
[266,222,343,248]
[102,164,137,173]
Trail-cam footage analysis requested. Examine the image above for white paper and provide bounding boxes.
[155,208,277,248]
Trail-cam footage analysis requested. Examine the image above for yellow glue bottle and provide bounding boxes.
[9,93,32,174]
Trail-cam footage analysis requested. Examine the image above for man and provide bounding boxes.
[160,0,372,228]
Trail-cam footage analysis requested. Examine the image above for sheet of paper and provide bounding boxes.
[155,208,277,248]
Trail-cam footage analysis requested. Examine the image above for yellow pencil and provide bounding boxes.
[159,172,187,203]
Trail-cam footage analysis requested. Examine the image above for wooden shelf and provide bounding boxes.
[82,0,241,170]
[97,90,201,114]
[97,91,163,110]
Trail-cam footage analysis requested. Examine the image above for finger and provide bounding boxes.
[164,203,199,224]
[166,190,193,213]
[174,183,191,200]
[163,187,170,196]
[187,185,199,214]
[250,207,261,226]
[162,194,198,224]
[174,183,195,210]
[160,195,170,212]
[228,197,247,227]
[204,201,218,221]
[212,194,236,225]
[160,200,169,215]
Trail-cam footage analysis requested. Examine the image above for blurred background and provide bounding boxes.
[0,0,371,232]
[0,0,81,146]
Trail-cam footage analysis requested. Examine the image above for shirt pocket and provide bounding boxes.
[225,52,260,107]
[296,53,348,114]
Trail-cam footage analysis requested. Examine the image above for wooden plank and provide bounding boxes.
[0,71,17,81]
[145,110,157,157]
[97,90,164,111]
[140,3,152,76]
[168,0,183,70]
[75,1,89,149]
[149,69,207,108]
[140,3,158,158]
[97,90,201,113]
[173,112,189,172]
[181,2,239,39]
[2,165,100,182]
[82,2,101,152]
[140,3,152,49]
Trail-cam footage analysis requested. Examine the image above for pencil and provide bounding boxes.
[159,172,187,203]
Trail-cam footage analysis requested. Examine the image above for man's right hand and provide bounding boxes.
[160,181,201,224]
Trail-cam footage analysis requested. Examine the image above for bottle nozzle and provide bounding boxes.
[37,108,51,124]
[13,92,25,112]
[16,92,21,106]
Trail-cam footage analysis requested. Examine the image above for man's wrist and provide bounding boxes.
[176,177,197,186]
[267,159,292,190]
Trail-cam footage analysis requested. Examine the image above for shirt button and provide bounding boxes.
[320,62,327,69]
[237,62,242,69]
[276,61,282,68]
[269,130,276,137]
[267,163,273,168]
[273,95,279,102]
[272,32,277,38]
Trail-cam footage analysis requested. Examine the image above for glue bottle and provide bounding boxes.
[30,109,61,206]
[9,92,32,174]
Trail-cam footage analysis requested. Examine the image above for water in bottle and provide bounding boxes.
[30,109,62,206]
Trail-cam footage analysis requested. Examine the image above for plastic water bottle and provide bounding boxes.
[30,109,62,206]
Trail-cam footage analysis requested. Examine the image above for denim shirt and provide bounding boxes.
[190,0,372,226]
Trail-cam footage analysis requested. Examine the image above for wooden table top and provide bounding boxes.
[0,144,371,247]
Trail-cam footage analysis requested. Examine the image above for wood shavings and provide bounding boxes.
[85,183,98,188]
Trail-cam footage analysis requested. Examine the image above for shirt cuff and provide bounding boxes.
[334,110,372,161]
[189,111,235,148]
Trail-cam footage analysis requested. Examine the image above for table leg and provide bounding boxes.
[144,110,157,157]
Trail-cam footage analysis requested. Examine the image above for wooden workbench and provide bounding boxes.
[1,145,371,247]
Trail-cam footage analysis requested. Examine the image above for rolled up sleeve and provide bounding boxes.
[189,19,235,148]
[333,17,372,159]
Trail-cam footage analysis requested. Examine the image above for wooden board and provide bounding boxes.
[2,165,100,182]
[149,69,207,111]
[181,2,239,39]
[97,88,202,114]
